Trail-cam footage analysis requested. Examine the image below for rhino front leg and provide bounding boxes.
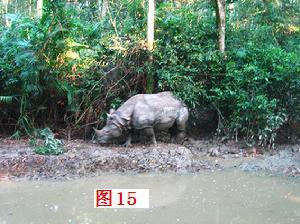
[123,133,132,147]
[143,127,157,146]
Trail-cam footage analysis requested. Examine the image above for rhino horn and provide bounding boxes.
[93,127,102,136]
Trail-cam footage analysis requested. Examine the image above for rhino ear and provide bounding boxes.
[93,127,102,136]
[109,108,115,114]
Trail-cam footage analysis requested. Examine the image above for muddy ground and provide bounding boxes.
[0,138,300,180]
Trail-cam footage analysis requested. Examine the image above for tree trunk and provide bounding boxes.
[100,0,108,18]
[215,0,226,55]
[147,0,155,52]
[146,0,155,93]
[3,0,9,26]
[37,0,43,18]
[29,0,32,17]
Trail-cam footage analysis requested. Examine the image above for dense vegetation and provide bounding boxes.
[0,0,299,148]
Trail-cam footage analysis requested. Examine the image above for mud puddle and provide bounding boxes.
[1,170,300,224]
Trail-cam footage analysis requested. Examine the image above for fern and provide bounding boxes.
[14,40,31,49]
[0,96,14,104]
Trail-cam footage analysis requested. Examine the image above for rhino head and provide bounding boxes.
[93,109,123,143]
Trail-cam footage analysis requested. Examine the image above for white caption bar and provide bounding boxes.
[94,189,149,208]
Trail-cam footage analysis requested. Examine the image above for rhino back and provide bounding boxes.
[131,92,187,130]
[115,94,144,121]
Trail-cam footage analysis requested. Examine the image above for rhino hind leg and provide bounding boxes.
[169,124,178,143]
[176,131,186,143]
[170,125,185,143]
[175,124,187,143]
[175,107,189,143]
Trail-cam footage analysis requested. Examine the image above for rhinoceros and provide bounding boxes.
[93,91,188,146]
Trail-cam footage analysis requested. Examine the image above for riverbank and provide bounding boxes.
[0,138,299,180]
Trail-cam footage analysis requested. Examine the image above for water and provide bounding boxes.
[0,170,300,224]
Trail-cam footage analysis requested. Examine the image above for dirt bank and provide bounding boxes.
[0,139,214,180]
[0,138,299,180]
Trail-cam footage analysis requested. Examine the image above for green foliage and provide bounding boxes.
[153,0,300,145]
[0,0,150,138]
[110,97,124,109]
[0,0,299,147]
[154,1,221,107]
[33,128,64,155]
[0,96,14,104]
[209,44,300,145]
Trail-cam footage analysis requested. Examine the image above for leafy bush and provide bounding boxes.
[209,45,299,146]
[32,128,64,155]
[0,0,299,147]
[152,1,300,145]
[154,2,222,107]
[0,0,147,137]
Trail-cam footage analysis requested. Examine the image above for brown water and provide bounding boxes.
[0,170,300,224]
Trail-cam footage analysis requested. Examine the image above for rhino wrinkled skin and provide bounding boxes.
[94,91,189,146]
